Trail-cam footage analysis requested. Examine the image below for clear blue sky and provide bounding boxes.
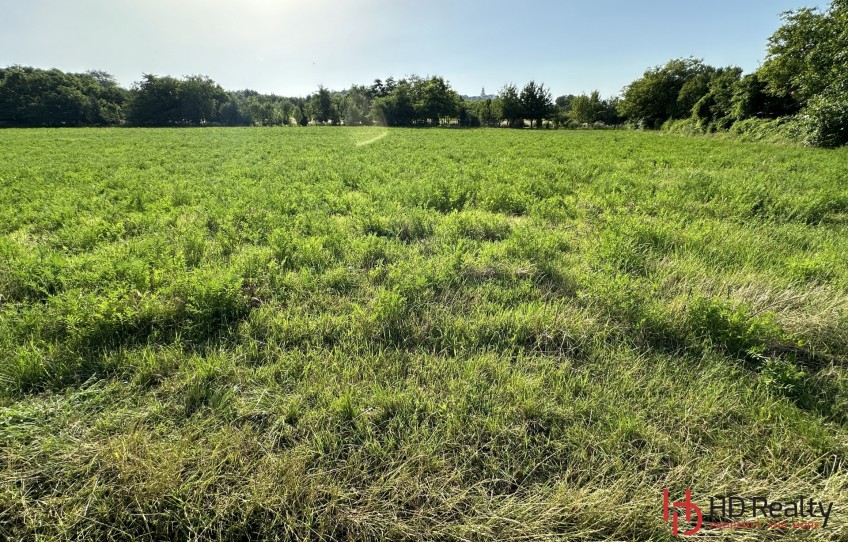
[0,0,828,98]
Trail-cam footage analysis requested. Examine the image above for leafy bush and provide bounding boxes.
[352,235,390,268]
[801,88,848,148]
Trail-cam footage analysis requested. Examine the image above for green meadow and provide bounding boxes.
[1,127,847,540]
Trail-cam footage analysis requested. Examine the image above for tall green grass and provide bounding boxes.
[1,127,846,540]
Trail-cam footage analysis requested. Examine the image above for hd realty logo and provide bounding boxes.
[662,488,834,536]
[663,489,702,536]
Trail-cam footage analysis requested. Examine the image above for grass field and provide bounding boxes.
[1,127,847,540]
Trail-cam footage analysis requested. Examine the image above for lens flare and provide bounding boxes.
[354,127,388,147]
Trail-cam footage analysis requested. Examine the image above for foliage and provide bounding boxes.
[569,91,621,125]
[618,58,712,128]
[0,66,128,126]
[801,86,848,148]
[417,76,459,126]
[616,0,847,147]
[310,85,337,124]
[368,76,462,127]
[473,97,502,127]
[519,80,553,128]
[759,1,848,106]
[690,116,811,145]
[498,83,523,127]
[128,74,227,126]
[730,73,799,121]
[758,1,848,146]
[665,116,807,146]
[691,67,742,129]
[661,118,705,136]
[338,85,371,125]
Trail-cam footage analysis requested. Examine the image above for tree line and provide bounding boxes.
[0,0,845,145]
[0,67,618,129]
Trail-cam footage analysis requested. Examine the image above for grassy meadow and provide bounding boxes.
[1,127,847,540]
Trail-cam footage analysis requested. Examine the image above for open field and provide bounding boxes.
[1,127,847,540]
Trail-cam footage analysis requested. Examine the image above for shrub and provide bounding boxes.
[801,88,848,148]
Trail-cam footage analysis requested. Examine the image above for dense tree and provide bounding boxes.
[127,74,183,125]
[618,58,711,128]
[366,75,462,126]
[369,77,397,99]
[691,67,743,128]
[218,91,295,126]
[803,87,848,147]
[473,98,502,127]
[297,102,309,126]
[219,92,251,126]
[498,84,523,127]
[520,81,553,128]
[457,100,480,127]
[0,66,127,126]
[570,91,603,125]
[82,70,129,125]
[244,95,284,126]
[759,0,848,146]
[310,85,337,124]
[179,75,226,125]
[278,99,295,125]
[127,74,227,126]
[568,91,622,126]
[417,76,459,126]
[730,73,798,120]
[371,80,415,126]
[554,95,570,108]
[555,94,576,111]
[676,67,723,120]
[759,1,848,105]
[550,95,574,127]
[338,85,371,125]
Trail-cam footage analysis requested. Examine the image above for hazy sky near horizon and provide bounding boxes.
[1,0,829,97]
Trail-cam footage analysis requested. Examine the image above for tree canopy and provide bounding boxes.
[759,0,848,146]
[0,66,128,126]
[617,58,713,128]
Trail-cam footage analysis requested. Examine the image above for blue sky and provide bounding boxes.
[0,0,828,98]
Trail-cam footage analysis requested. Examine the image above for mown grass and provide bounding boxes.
[0,127,847,540]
